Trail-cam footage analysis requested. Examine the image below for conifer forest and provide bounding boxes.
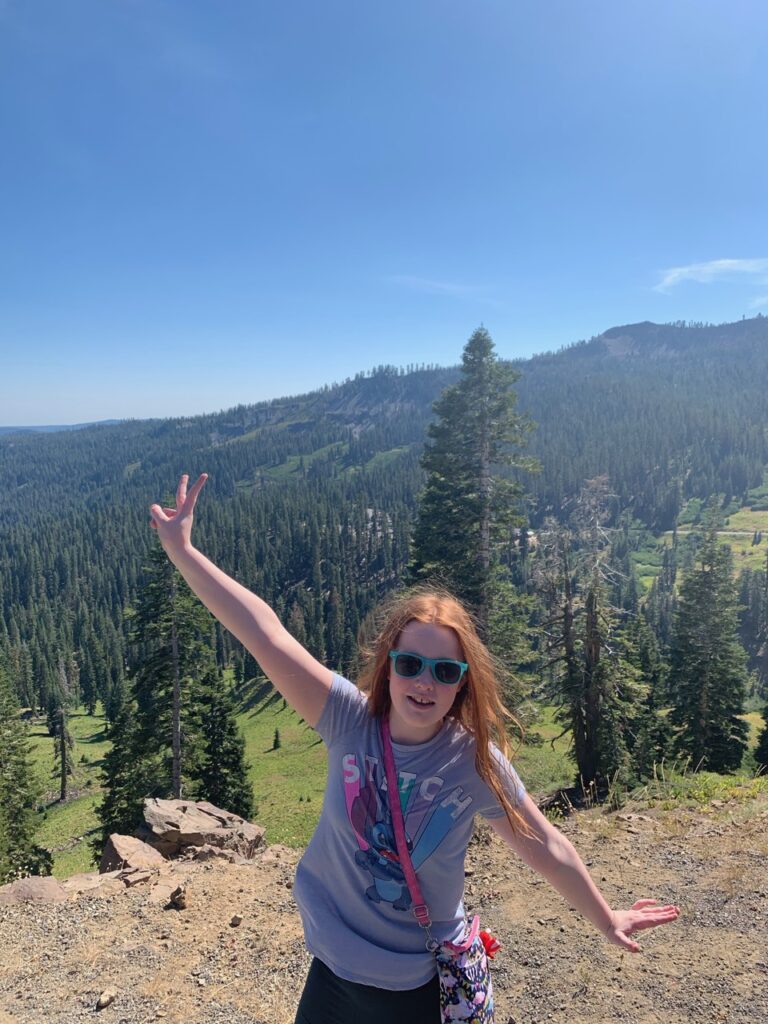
[2,316,768,880]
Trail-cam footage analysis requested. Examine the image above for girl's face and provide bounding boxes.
[387,620,466,745]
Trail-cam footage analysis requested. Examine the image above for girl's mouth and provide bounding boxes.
[407,695,435,708]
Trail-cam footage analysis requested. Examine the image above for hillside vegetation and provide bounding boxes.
[3,316,768,878]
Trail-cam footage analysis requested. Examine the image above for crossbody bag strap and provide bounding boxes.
[380,716,435,938]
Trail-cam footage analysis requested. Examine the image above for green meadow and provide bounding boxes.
[631,495,768,593]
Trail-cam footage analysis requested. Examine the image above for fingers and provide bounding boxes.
[151,475,208,533]
[149,503,170,527]
[176,472,208,512]
[176,475,189,509]
[635,907,680,930]
[620,904,679,934]
[186,472,208,509]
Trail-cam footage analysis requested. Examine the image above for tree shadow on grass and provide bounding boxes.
[239,679,283,716]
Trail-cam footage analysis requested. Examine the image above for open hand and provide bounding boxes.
[149,473,208,553]
[604,899,680,953]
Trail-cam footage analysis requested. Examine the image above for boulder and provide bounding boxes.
[147,876,182,906]
[0,875,68,904]
[99,834,168,873]
[137,799,265,859]
[185,843,238,863]
[61,871,125,898]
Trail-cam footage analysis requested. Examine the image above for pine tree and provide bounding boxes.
[409,326,536,635]
[622,616,673,780]
[128,545,215,799]
[0,663,51,881]
[534,482,645,791]
[51,657,76,802]
[197,674,254,820]
[97,545,254,849]
[95,698,160,846]
[668,522,749,772]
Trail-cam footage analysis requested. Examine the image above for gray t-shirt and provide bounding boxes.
[293,673,526,990]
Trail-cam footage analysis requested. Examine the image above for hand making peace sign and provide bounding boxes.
[149,473,208,554]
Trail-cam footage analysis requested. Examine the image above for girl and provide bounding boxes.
[150,474,679,1024]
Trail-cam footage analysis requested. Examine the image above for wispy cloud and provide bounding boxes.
[749,294,768,310]
[655,258,768,293]
[387,275,500,305]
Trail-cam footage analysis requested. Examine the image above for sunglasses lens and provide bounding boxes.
[434,661,463,685]
[394,653,424,677]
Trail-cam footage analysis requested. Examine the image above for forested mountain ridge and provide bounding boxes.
[4,315,768,523]
[0,366,458,517]
[517,315,768,527]
[2,317,768,719]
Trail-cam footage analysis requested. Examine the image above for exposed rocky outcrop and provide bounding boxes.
[136,799,265,859]
[0,875,69,904]
[0,800,264,907]
[99,833,168,873]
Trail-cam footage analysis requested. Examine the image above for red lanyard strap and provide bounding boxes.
[380,716,434,937]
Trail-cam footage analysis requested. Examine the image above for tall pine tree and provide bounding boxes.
[97,545,253,848]
[0,662,51,881]
[197,674,254,820]
[668,521,749,772]
[534,481,646,792]
[409,326,536,636]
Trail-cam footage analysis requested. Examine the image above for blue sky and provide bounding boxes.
[1,1,767,424]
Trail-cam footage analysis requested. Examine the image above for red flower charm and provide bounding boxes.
[479,930,501,959]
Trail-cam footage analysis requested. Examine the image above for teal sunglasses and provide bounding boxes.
[389,649,469,687]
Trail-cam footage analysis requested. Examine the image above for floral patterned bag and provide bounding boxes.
[380,718,500,1024]
[435,913,496,1022]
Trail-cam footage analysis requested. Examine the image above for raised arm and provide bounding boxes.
[149,474,333,727]
[489,795,679,952]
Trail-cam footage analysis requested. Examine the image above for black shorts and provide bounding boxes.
[294,956,441,1024]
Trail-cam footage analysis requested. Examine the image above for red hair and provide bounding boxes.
[358,588,527,834]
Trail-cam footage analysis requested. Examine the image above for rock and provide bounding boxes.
[230,914,243,927]
[96,988,116,1010]
[168,884,187,910]
[118,868,153,887]
[60,871,125,898]
[100,834,168,873]
[137,799,265,859]
[0,876,68,904]
[147,876,181,906]
[185,843,238,863]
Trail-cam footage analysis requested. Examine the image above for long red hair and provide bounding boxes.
[357,588,527,834]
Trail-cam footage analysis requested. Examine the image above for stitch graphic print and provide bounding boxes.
[342,752,473,908]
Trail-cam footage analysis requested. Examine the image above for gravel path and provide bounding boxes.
[1,798,766,1024]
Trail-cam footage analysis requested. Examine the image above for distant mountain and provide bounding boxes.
[0,420,122,436]
[514,315,768,525]
[2,316,768,529]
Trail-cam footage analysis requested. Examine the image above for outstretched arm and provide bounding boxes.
[150,474,333,728]
[489,795,679,952]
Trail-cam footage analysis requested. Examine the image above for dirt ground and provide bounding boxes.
[1,794,766,1024]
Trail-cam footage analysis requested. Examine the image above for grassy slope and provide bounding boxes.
[26,709,110,878]
[634,517,768,592]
